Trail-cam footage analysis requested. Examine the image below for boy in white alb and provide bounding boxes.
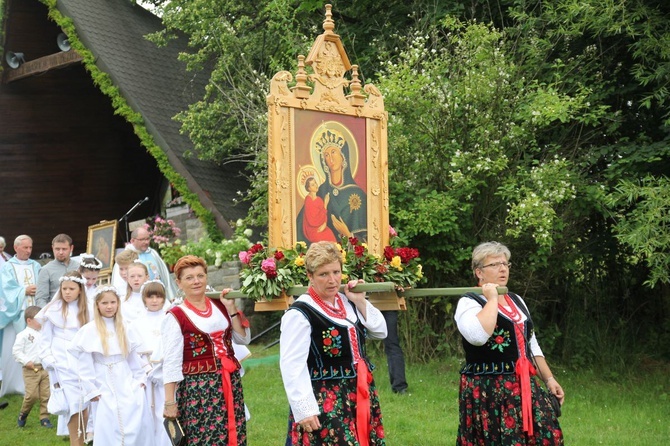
[12,306,52,428]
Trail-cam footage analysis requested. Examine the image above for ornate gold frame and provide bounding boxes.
[267,5,389,256]
[86,219,118,275]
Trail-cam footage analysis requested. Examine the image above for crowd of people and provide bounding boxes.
[0,232,564,445]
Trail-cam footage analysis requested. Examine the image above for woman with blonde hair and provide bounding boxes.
[280,241,387,445]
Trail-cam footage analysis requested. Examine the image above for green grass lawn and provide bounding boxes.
[1,345,668,445]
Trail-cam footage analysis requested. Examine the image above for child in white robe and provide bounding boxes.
[69,286,155,446]
[131,280,171,446]
[112,250,139,296]
[36,271,91,442]
[78,255,103,445]
[77,254,103,320]
[121,261,149,324]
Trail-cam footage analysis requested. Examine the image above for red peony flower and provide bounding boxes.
[349,236,359,246]
[274,250,285,261]
[383,246,395,261]
[354,245,365,257]
[395,246,420,263]
[323,338,332,346]
[505,416,516,429]
[331,329,339,336]
[331,348,339,355]
[249,243,264,254]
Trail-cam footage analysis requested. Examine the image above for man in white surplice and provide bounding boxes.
[0,235,41,397]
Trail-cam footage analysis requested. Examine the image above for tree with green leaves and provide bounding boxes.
[142,0,670,365]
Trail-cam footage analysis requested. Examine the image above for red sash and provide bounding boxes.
[212,330,238,446]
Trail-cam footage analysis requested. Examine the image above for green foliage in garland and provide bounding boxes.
[39,0,222,240]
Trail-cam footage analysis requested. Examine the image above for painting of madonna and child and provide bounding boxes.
[295,111,368,245]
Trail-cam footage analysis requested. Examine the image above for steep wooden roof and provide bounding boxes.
[54,0,249,235]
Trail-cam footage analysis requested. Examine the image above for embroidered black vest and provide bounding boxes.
[289,300,373,381]
[459,292,535,376]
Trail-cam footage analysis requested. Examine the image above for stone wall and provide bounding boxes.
[207,261,242,289]
[166,205,207,243]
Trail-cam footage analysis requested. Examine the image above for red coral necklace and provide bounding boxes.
[184,297,213,318]
[308,287,347,319]
[498,294,522,323]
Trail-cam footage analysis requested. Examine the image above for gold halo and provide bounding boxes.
[296,165,322,200]
[310,121,359,183]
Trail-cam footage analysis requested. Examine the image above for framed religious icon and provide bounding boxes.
[267,5,389,256]
[86,220,117,274]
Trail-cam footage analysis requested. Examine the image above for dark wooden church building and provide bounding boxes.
[0,0,249,256]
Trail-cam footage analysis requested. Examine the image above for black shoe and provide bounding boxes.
[392,388,408,394]
[40,418,54,428]
[17,412,28,427]
[0,400,8,410]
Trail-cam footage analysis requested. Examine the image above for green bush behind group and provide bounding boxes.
[135,0,670,370]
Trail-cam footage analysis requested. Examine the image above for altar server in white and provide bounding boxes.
[111,227,177,301]
[132,280,171,446]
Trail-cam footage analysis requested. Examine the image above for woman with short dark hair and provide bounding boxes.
[162,255,250,445]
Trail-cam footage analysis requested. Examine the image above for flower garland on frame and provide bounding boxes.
[237,226,424,301]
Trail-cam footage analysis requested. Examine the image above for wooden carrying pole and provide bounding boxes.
[205,283,508,300]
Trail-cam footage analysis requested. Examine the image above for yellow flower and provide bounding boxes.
[391,256,402,270]
[296,241,307,249]
[341,274,349,282]
[294,257,305,267]
[362,243,368,250]
[416,264,423,278]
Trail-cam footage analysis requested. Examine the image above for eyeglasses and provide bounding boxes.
[480,261,512,270]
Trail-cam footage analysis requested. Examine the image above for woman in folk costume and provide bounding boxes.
[131,279,172,446]
[36,271,90,444]
[280,241,388,446]
[68,286,154,446]
[162,255,251,446]
[454,241,564,445]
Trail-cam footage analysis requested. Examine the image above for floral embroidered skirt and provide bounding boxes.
[457,373,563,446]
[285,377,386,446]
[177,369,246,446]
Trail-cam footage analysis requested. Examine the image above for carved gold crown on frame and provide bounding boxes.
[267,4,389,256]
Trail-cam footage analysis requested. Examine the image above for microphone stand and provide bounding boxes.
[119,197,149,245]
